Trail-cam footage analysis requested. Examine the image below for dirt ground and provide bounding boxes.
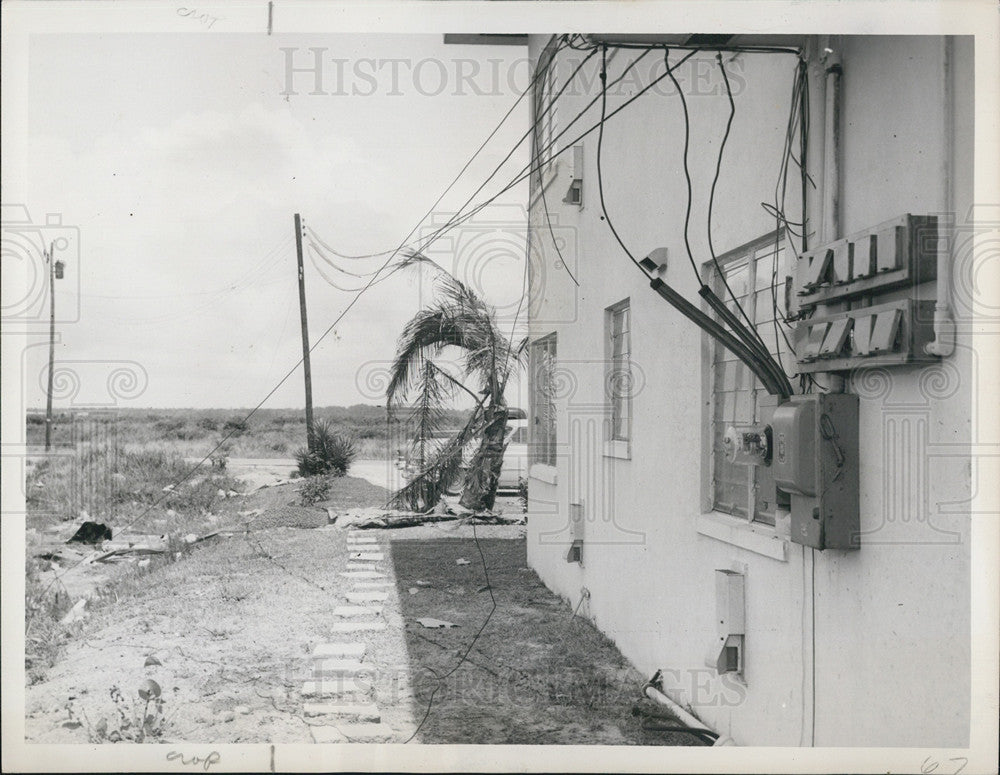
[388,533,699,746]
[24,475,694,746]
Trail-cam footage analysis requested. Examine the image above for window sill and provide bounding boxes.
[603,440,631,460]
[696,512,789,562]
[529,464,558,485]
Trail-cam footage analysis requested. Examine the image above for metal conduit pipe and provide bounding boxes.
[649,278,786,396]
[698,285,793,397]
[926,35,957,358]
[643,683,736,746]
[820,38,846,393]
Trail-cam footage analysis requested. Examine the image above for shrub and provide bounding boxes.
[222,418,249,436]
[299,474,333,505]
[197,417,218,432]
[154,418,185,434]
[295,421,356,477]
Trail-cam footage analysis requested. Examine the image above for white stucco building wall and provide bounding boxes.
[525,34,973,747]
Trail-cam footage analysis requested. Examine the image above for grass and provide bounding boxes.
[25,557,76,685]
[390,537,703,746]
[26,446,244,530]
[24,434,246,683]
[26,406,471,461]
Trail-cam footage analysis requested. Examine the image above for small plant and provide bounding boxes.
[295,420,356,477]
[299,474,333,505]
[74,682,171,743]
[517,476,529,513]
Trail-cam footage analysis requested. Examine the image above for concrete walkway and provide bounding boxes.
[302,528,415,742]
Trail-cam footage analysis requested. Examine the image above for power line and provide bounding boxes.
[26,39,576,633]
[706,52,768,351]
[304,36,576,274]
[663,50,701,282]
[396,46,665,273]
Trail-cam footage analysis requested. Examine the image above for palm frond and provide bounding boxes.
[388,402,485,512]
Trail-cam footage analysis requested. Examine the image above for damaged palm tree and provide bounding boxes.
[387,254,526,513]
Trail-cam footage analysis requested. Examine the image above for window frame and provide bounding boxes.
[529,332,558,471]
[703,232,791,528]
[604,298,633,458]
[533,43,559,180]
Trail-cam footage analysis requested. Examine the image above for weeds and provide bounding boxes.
[298,475,333,505]
[71,683,174,743]
[26,446,242,525]
[25,559,75,685]
[517,476,529,513]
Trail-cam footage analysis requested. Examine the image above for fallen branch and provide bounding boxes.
[94,547,166,563]
[327,505,524,530]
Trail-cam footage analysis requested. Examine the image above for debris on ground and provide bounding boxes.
[415,617,458,629]
[61,599,88,624]
[327,506,525,530]
[455,558,471,566]
[67,522,112,544]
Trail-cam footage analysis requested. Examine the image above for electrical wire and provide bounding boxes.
[25,42,572,632]
[306,40,805,306]
[303,36,574,266]
[314,41,667,301]
[662,50,701,281]
[565,35,802,56]
[537,159,580,287]
[594,46,698,275]
[595,47,789,395]
[404,44,664,272]
[300,37,587,295]
[413,45,688,275]
[706,53,768,350]
[766,58,814,375]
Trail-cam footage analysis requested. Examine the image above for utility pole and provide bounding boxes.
[294,213,315,450]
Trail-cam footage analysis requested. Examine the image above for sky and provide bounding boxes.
[15,33,531,409]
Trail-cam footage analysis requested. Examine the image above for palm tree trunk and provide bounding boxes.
[459,404,508,512]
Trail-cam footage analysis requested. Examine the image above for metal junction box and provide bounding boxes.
[791,213,941,374]
[768,393,860,550]
[794,214,939,306]
[706,569,745,674]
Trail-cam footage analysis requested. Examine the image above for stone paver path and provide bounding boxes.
[304,530,412,743]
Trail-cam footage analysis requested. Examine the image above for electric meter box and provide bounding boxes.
[762,393,860,551]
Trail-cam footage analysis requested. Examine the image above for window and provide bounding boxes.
[534,45,559,176]
[606,300,632,443]
[530,333,557,467]
[706,234,790,526]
